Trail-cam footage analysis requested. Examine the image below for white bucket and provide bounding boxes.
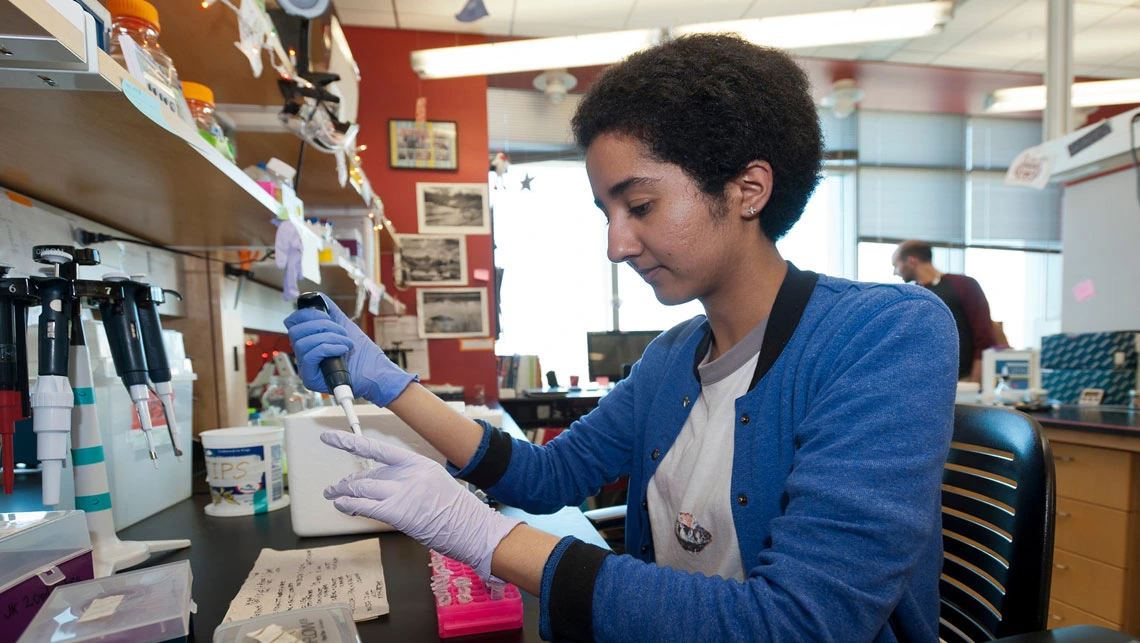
[201,427,290,517]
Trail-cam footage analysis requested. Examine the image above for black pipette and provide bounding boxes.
[296,292,362,436]
[131,276,184,461]
[30,247,75,505]
[98,273,159,466]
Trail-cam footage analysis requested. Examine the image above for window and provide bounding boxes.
[493,163,856,384]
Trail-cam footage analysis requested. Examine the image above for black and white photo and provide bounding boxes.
[416,182,491,234]
[417,287,489,339]
[397,234,467,286]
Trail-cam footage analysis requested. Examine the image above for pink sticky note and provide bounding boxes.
[1073,279,1096,303]
[473,269,491,282]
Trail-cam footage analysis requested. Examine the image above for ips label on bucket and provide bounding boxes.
[201,427,290,517]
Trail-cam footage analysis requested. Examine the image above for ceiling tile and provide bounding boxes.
[886,50,940,65]
[1093,64,1140,78]
[624,0,754,29]
[940,0,1119,63]
[933,52,1028,73]
[897,0,1026,54]
[397,11,513,35]
[740,1,867,19]
[334,0,392,11]
[336,7,398,27]
[1076,6,1140,65]
[511,0,635,35]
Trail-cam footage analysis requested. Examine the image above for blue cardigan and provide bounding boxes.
[455,266,957,642]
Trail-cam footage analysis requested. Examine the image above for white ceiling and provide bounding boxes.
[333,0,1140,79]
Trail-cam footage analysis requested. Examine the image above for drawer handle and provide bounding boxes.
[1055,456,1075,463]
[1050,614,1064,622]
[1055,563,1068,571]
[1057,511,1071,518]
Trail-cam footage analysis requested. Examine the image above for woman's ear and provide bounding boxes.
[736,160,773,220]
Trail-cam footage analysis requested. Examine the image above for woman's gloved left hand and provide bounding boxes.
[283,293,416,407]
[321,430,522,580]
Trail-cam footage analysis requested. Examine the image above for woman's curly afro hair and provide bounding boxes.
[572,34,823,241]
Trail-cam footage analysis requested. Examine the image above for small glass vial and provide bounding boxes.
[182,82,236,162]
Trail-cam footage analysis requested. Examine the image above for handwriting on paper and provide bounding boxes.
[223,539,388,623]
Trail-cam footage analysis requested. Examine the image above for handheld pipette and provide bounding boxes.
[98,273,159,467]
[131,276,184,461]
[31,248,75,506]
[296,292,363,437]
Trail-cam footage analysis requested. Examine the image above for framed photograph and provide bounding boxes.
[397,234,468,286]
[416,182,491,234]
[389,119,458,170]
[417,287,489,339]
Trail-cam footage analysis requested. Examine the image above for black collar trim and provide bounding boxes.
[691,261,820,391]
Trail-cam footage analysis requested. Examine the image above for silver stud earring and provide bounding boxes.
[747,206,757,216]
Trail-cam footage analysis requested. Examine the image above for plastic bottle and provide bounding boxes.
[182,82,236,162]
[106,0,186,118]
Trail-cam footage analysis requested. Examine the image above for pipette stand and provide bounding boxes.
[69,302,190,576]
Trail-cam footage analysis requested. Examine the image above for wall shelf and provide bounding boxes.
[0,55,282,247]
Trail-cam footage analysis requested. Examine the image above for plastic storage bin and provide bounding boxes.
[17,560,193,643]
[213,603,361,643]
[284,405,503,537]
[0,511,95,643]
[429,551,522,638]
[27,320,195,526]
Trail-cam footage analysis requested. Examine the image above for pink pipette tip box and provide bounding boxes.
[429,551,523,638]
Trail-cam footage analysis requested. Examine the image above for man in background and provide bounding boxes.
[892,240,997,382]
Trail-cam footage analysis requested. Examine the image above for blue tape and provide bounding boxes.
[71,445,105,467]
[75,492,113,512]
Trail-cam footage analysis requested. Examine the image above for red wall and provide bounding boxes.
[345,27,499,404]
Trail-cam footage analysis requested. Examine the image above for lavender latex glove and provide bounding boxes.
[321,430,522,580]
[284,293,416,406]
[274,220,303,301]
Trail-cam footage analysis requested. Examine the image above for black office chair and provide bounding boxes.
[941,404,1056,643]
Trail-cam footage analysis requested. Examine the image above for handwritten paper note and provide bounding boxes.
[223,539,389,623]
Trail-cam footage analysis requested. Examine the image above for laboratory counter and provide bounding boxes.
[119,494,606,642]
[115,409,609,642]
[1027,405,1140,441]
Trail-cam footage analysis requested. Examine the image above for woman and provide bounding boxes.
[286,34,957,642]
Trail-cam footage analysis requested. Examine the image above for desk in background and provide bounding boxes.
[499,389,607,430]
[1023,406,1140,635]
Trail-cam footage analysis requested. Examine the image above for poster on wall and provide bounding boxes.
[417,287,489,339]
[389,120,458,170]
[416,183,491,235]
[397,234,467,286]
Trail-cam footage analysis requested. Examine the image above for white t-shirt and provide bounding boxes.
[646,319,767,582]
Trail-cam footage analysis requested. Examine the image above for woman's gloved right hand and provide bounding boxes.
[284,293,417,407]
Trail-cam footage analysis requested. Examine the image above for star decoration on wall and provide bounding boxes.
[521,173,534,190]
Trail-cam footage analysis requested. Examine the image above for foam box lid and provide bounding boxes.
[284,404,502,538]
[212,603,359,643]
[0,511,92,593]
[17,560,192,643]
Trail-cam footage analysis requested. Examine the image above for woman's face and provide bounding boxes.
[586,132,751,306]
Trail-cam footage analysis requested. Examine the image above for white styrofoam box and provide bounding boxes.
[27,319,195,528]
[285,404,503,538]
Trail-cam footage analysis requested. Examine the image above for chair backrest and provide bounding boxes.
[940,404,1056,643]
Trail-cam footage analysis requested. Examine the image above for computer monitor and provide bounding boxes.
[586,330,662,383]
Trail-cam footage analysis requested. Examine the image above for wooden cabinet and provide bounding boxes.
[1045,431,1140,634]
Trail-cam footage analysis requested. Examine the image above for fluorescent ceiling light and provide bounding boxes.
[411,1,953,80]
[674,2,953,49]
[411,30,664,79]
[985,78,1140,113]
